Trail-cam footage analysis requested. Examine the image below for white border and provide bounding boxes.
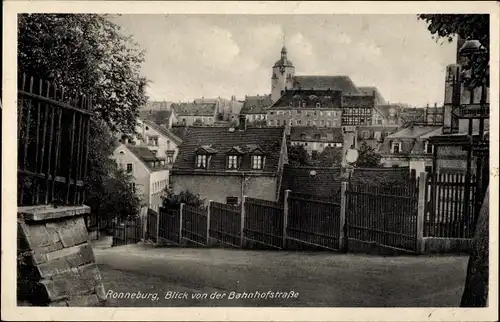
[2,1,499,321]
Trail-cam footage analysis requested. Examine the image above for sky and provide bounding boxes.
[113,14,458,107]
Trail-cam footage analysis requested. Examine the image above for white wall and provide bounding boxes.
[149,169,170,212]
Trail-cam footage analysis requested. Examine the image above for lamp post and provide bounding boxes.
[458,38,488,234]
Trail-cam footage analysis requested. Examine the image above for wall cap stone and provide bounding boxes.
[18,205,91,222]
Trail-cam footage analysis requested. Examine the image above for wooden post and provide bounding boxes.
[283,190,291,249]
[416,172,427,254]
[206,201,212,247]
[179,203,184,245]
[240,196,246,248]
[339,182,347,251]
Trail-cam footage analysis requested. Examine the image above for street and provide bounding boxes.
[94,244,468,307]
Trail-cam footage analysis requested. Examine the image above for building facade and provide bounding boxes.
[240,94,273,127]
[171,102,218,126]
[112,144,170,212]
[135,119,183,164]
[170,126,288,204]
[267,89,343,127]
[289,126,343,155]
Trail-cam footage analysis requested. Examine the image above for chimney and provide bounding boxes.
[434,102,437,107]
[239,114,247,131]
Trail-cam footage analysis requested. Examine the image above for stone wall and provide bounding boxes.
[17,205,106,306]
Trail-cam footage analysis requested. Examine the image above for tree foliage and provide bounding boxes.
[18,14,148,134]
[18,14,148,219]
[161,188,206,210]
[418,14,489,87]
[287,144,311,167]
[355,141,381,168]
[311,147,342,167]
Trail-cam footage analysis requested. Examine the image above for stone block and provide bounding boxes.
[36,243,95,278]
[46,218,89,248]
[18,205,91,221]
[39,263,103,302]
[66,294,101,307]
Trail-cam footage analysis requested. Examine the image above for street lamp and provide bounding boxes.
[458,38,489,233]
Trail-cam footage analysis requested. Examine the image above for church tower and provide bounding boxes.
[271,45,295,102]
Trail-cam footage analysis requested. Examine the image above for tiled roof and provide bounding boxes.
[240,95,273,115]
[357,125,399,141]
[386,126,441,139]
[293,76,361,94]
[341,94,375,108]
[358,86,387,105]
[290,127,343,143]
[172,127,285,173]
[270,89,343,110]
[170,126,191,141]
[143,101,172,110]
[139,110,173,123]
[141,120,183,145]
[171,102,217,116]
[126,145,167,172]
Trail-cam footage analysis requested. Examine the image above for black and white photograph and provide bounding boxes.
[2,1,498,321]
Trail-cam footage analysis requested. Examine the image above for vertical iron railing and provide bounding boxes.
[17,73,93,207]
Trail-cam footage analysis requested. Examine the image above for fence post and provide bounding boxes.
[240,195,246,248]
[155,208,160,245]
[283,190,291,249]
[416,172,427,254]
[339,182,348,252]
[179,203,184,245]
[206,201,212,247]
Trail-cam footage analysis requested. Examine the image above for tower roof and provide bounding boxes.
[273,45,294,68]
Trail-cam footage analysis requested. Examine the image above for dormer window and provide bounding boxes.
[196,154,207,168]
[316,102,321,108]
[252,155,264,170]
[391,142,401,154]
[227,155,239,169]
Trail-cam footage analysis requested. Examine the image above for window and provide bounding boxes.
[327,121,332,127]
[132,182,136,192]
[316,102,321,108]
[377,119,383,125]
[167,155,174,164]
[425,141,434,154]
[425,166,433,173]
[126,163,133,173]
[227,155,239,169]
[296,120,301,125]
[327,112,332,117]
[196,154,207,169]
[251,155,263,169]
[362,131,370,139]
[320,120,325,126]
[148,136,159,146]
[392,142,401,154]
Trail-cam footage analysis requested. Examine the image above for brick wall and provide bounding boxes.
[17,205,106,306]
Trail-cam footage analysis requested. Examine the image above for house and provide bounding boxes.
[266,89,343,127]
[171,102,218,126]
[170,126,288,204]
[240,94,273,127]
[371,105,400,126]
[289,126,343,156]
[193,96,244,123]
[112,143,170,212]
[356,125,400,151]
[379,125,442,170]
[340,93,377,126]
[358,86,387,105]
[135,119,183,164]
[138,109,178,129]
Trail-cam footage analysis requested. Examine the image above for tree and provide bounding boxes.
[356,141,381,168]
[312,147,342,167]
[287,144,311,167]
[18,14,148,220]
[161,188,206,210]
[417,14,489,88]
[18,14,148,134]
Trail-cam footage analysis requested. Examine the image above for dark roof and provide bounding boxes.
[171,102,217,116]
[126,145,167,172]
[270,89,342,110]
[399,108,426,122]
[290,127,343,143]
[141,120,183,145]
[240,95,273,115]
[142,101,172,110]
[293,76,360,94]
[139,109,173,123]
[358,86,387,105]
[341,94,375,108]
[172,127,285,173]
